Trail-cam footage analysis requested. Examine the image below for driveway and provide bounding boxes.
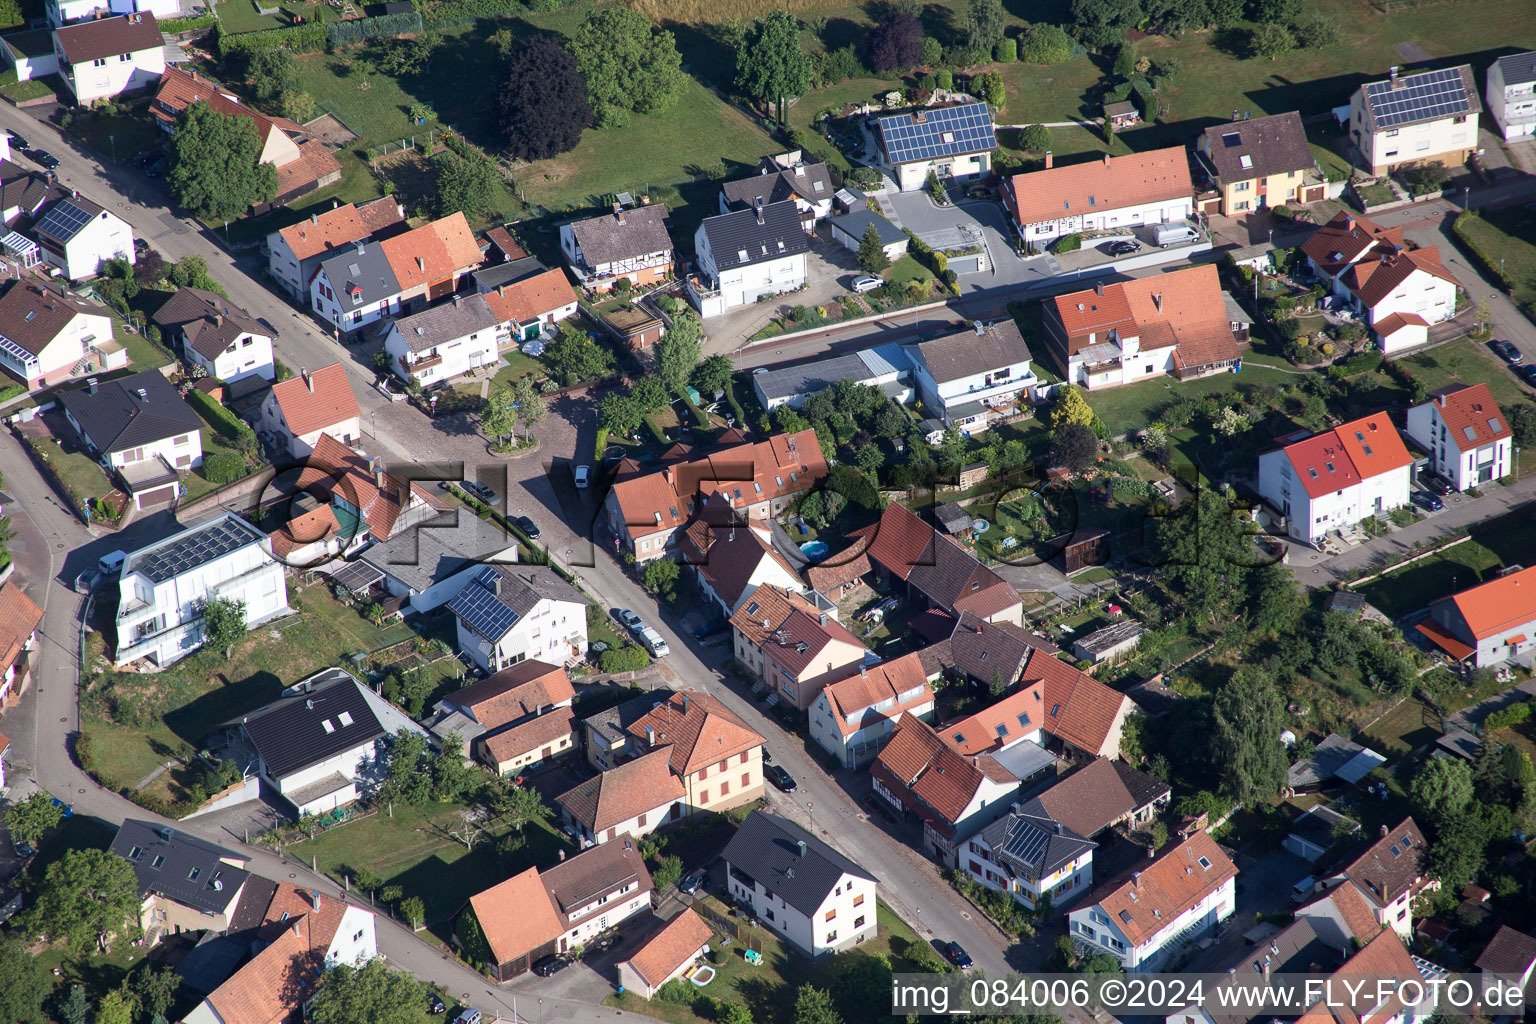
[884,193,1029,297]
[700,234,868,356]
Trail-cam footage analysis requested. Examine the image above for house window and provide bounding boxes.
[353,929,364,942]
[720,780,730,796]
[173,434,190,445]
[854,915,865,928]
[717,759,727,772]
[826,931,837,943]
[853,893,865,907]
[825,909,836,922]
[740,751,749,764]
[741,773,751,787]
[638,813,647,827]
[699,789,709,804]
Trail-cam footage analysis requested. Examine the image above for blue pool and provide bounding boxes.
[800,540,830,562]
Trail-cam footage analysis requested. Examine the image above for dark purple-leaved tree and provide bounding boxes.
[865,11,924,72]
[497,36,593,162]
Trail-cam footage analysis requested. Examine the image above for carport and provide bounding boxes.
[118,458,180,510]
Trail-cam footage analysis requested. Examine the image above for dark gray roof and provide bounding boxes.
[33,193,109,245]
[831,209,906,248]
[1496,52,1536,87]
[752,352,870,402]
[947,611,1037,686]
[450,565,585,642]
[241,669,387,780]
[174,933,252,996]
[473,257,548,292]
[58,369,203,455]
[0,160,51,222]
[388,293,498,354]
[722,810,877,917]
[317,241,401,306]
[152,287,271,361]
[934,503,972,534]
[109,819,251,915]
[1024,757,1170,838]
[1287,733,1385,788]
[721,160,835,211]
[359,510,520,593]
[126,513,266,584]
[1360,65,1481,131]
[583,688,677,749]
[980,810,1095,878]
[700,200,808,272]
[568,204,672,267]
[1199,111,1314,185]
[913,319,1033,385]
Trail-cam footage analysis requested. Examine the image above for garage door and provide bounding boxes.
[948,254,983,275]
[136,486,176,509]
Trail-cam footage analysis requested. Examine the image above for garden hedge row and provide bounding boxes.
[187,388,254,443]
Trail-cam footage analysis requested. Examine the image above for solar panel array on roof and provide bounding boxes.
[449,567,521,639]
[879,103,996,165]
[331,561,384,593]
[1001,819,1049,867]
[1366,68,1474,128]
[136,517,255,583]
[36,199,97,242]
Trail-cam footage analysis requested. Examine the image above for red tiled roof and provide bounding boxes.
[942,681,1044,755]
[1027,649,1131,758]
[1344,246,1459,308]
[1416,619,1476,660]
[1328,929,1422,1024]
[269,363,360,438]
[1373,311,1428,337]
[683,519,799,611]
[1427,382,1511,452]
[820,654,931,737]
[1301,211,1403,278]
[56,12,161,62]
[466,867,565,966]
[295,433,446,540]
[273,141,341,199]
[556,747,685,832]
[1089,831,1235,946]
[1051,264,1239,368]
[871,717,1011,832]
[267,504,338,560]
[622,908,714,989]
[380,213,480,290]
[1442,564,1536,641]
[486,225,527,261]
[451,661,574,729]
[1008,147,1192,227]
[1333,413,1413,478]
[1279,413,1411,500]
[482,267,578,325]
[626,690,763,776]
[1302,879,1385,944]
[205,885,358,1024]
[0,582,42,674]
[480,706,578,766]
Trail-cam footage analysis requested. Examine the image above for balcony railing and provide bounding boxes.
[400,353,443,372]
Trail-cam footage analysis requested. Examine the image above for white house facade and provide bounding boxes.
[689,200,808,317]
[449,566,588,673]
[33,195,135,281]
[1258,413,1413,545]
[114,513,290,667]
[1405,383,1512,491]
[963,811,1095,912]
[908,320,1036,434]
[1488,53,1536,140]
[383,293,499,387]
[0,282,113,390]
[1349,65,1480,175]
[808,655,933,770]
[874,103,996,193]
[1004,148,1193,253]
[51,13,165,105]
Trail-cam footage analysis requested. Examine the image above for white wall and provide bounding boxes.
[1022,196,1193,250]
[0,308,110,388]
[57,42,164,105]
[384,324,498,387]
[1068,875,1235,971]
[326,906,378,967]
[40,209,135,281]
[311,269,400,335]
[105,429,203,473]
[458,596,588,674]
[115,544,287,666]
[892,152,989,192]
[1258,451,1406,545]
[1352,95,1474,173]
[728,868,877,957]
[962,835,1092,910]
[189,332,275,384]
[1488,62,1536,139]
[1406,402,1512,491]
[557,884,650,952]
[1366,269,1457,328]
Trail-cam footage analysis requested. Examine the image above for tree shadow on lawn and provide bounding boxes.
[818,16,865,54]
[162,669,284,750]
[388,22,531,152]
[664,20,742,89]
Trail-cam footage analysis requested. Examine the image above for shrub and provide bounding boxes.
[920,36,942,65]
[1054,233,1082,253]
[936,69,953,91]
[201,450,245,485]
[187,388,254,444]
[599,644,650,674]
[1017,22,1073,64]
[1485,699,1536,733]
[993,37,1016,62]
[217,20,326,57]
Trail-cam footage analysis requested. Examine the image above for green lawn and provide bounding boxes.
[1357,509,1536,619]
[1358,696,1444,757]
[1399,337,1529,411]
[1354,183,1395,208]
[31,435,115,506]
[65,100,163,163]
[1456,207,1536,309]
[0,71,58,102]
[1084,362,1298,439]
[215,0,308,34]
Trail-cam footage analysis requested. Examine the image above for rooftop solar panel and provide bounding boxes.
[1365,68,1474,128]
[878,102,997,165]
[1001,820,1049,868]
[36,199,97,242]
[135,517,257,583]
[449,568,521,640]
[331,560,385,593]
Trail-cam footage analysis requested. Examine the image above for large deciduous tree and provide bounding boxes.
[310,958,435,1024]
[1412,757,1474,826]
[735,10,812,120]
[497,36,592,162]
[865,11,923,72]
[654,311,703,394]
[434,153,499,222]
[569,8,685,128]
[23,849,139,953]
[3,791,62,849]
[167,104,278,222]
[690,354,734,399]
[965,0,1006,50]
[1049,423,1098,474]
[201,596,247,660]
[0,937,47,1024]
[545,320,615,385]
[1069,0,1144,51]
[1210,667,1286,806]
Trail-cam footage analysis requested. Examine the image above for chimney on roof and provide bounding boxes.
[1103,153,1111,167]
[645,725,655,744]
[1055,821,1063,835]
[755,197,765,225]
[1147,844,1156,859]
[796,840,807,857]
[558,849,566,861]
[1389,65,1399,81]
[87,376,98,394]
[1044,151,1052,169]
[681,693,691,714]
[1132,870,1142,886]
[302,367,312,393]
[191,69,197,80]
[819,612,827,626]
[214,313,223,327]
[453,294,461,307]
[1345,217,1355,232]
[375,468,385,490]
[1380,824,1389,838]
[614,203,625,226]
[310,213,318,226]
[311,890,323,910]
[1094,282,1103,297]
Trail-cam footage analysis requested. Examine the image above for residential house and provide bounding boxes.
[964,809,1096,912]
[477,708,579,777]
[1417,564,1536,669]
[1319,818,1433,941]
[1295,875,1388,949]
[1405,383,1511,490]
[750,343,911,412]
[1349,65,1481,175]
[906,319,1037,433]
[448,565,588,673]
[0,583,43,708]
[1257,412,1413,544]
[109,819,252,935]
[874,102,996,193]
[1301,211,1460,353]
[689,200,809,316]
[559,203,673,294]
[1292,930,1437,1024]
[830,210,909,261]
[720,152,836,232]
[681,518,803,617]
[310,212,480,336]
[729,585,868,711]
[1003,147,1194,253]
[476,266,578,346]
[112,513,289,667]
[870,716,1020,866]
[0,280,114,389]
[1195,112,1323,216]
[616,909,714,1000]
[152,287,275,382]
[722,810,879,958]
[263,500,359,568]
[431,661,578,773]
[1163,918,1348,1024]
[809,653,933,769]
[258,363,362,459]
[1477,926,1536,1002]
[266,196,405,300]
[942,612,1056,694]
[1067,830,1237,971]
[556,747,688,846]
[357,509,519,612]
[383,293,500,387]
[623,689,765,813]
[237,667,431,816]
[457,840,653,980]
[1041,264,1247,389]
[47,0,179,27]
[1028,758,1171,839]
[59,369,203,509]
[583,688,677,772]
[0,157,54,231]
[604,427,827,561]
[52,13,165,105]
[855,502,1024,625]
[32,192,135,280]
[152,68,341,211]
[1487,53,1536,141]
[182,886,376,1024]
[289,433,448,544]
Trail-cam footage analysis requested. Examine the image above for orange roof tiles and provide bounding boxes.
[1344,246,1459,308]
[1333,413,1413,478]
[1009,147,1192,227]
[820,653,931,737]
[1027,650,1131,758]
[267,504,339,560]
[1416,619,1476,660]
[1443,565,1536,641]
[0,583,42,674]
[626,690,763,777]
[730,591,866,678]
[730,585,824,649]
[269,363,361,438]
[1429,383,1511,451]
[1329,929,1422,1024]
[556,747,686,832]
[433,212,483,272]
[466,866,566,966]
[1277,413,1410,500]
[204,885,358,1024]
[1301,211,1403,277]
[1050,264,1240,368]
[1303,880,1384,944]
[482,267,578,326]
[942,682,1044,755]
[273,141,341,198]
[624,908,713,989]
[1091,830,1236,946]
[871,717,1012,832]
[296,433,446,540]
[1373,311,1429,336]
[452,661,574,730]
[480,706,578,766]
[380,213,481,290]
[1049,282,1136,340]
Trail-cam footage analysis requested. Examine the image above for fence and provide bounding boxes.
[368,129,443,166]
[316,98,366,140]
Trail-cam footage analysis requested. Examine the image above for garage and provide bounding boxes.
[948,253,984,275]
[135,485,177,510]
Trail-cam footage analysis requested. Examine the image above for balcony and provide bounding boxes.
[400,353,442,374]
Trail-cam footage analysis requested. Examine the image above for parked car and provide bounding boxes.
[449,1009,481,1024]
[692,618,727,640]
[638,626,670,658]
[146,159,166,178]
[1519,363,1536,387]
[511,515,540,539]
[1417,492,1445,512]
[938,940,974,970]
[765,765,797,792]
[1107,240,1140,256]
[427,995,446,1015]
[1491,340,1523,363]
[851,274,883,294]
[573,464,590,488]
[679,869,706,894]
[462,480,499,505]
[6,130,28,151]
[1427,477,1454,496]
[50,798,73,818]
[614,609,644,635]
[31,150,58,170]
[531,955,569,977]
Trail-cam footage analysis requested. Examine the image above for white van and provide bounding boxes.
[1290,875,1318,903]
[638,627,670,658]
[98,550,127,578]
[1155,223,1201,248]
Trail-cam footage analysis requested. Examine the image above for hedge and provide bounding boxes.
[202,450,246,484]
[187,388,254,442]
[1484,699,1535,733]
[904,231,948,281]
[1327,352,1383,379]
[216,21,327,56]
[326,10,423,45]
[420,0,522,23]
[599,643,651,673]
[162,13,216,32]
[1055,233,1082,253]
[1452,212,1517,295]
